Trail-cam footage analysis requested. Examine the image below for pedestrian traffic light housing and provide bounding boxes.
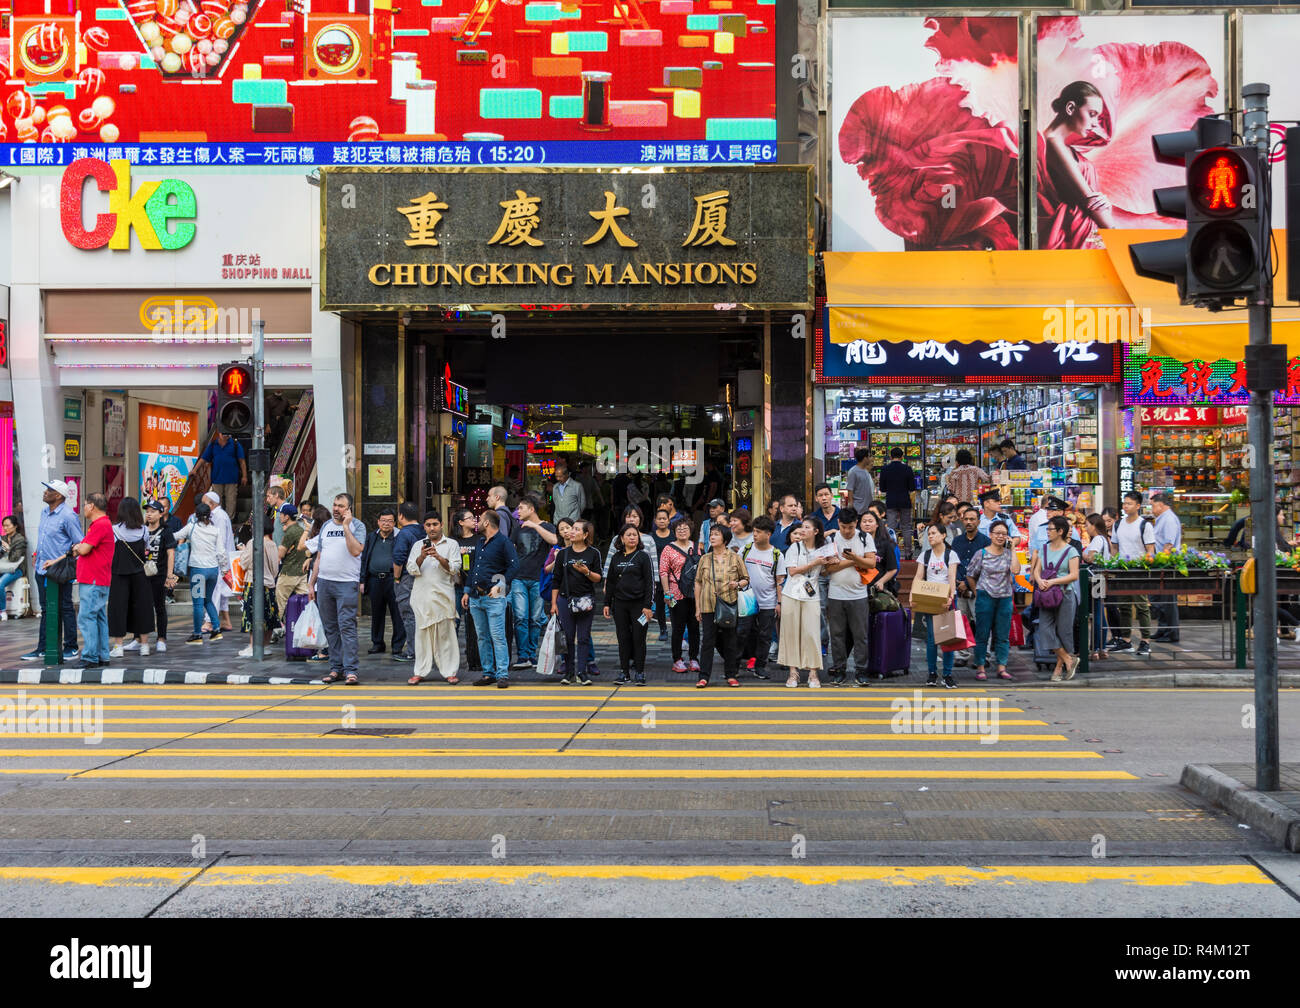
[217,362,254,436]
[1185,145,1265,304]
[1129,116,1256,309]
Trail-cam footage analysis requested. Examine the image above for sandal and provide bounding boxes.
[997,669,1012,680]
[407,676,423,685]
[320,671,343,684]
[974,669,987,681]
[345,674,359,685]
[446,676,459,685]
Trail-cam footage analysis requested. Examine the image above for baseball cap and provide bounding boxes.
[279,503,299,518]
[203,490,220,505]
[143,498,166,512]
[42,479,72,499]
[708,498,726,509]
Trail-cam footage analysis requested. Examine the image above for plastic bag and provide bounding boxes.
[537,613,560,676]
[737,587,759,618]
[293,600,326,650]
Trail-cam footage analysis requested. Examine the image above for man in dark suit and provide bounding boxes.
[359,507,406,656]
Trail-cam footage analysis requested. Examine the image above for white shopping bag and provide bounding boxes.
[294,600,326,650]
[536,613,560,676]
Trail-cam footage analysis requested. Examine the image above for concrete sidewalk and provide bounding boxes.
[3,602,1300,687]
[1181,763,1300,853]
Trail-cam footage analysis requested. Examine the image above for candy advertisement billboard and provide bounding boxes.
[0,0,778,167]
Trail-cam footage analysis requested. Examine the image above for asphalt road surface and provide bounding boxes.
[0,677,1297,917]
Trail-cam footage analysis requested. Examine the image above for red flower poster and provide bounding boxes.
[831,15,1020,252]
[1034,14,1224,250]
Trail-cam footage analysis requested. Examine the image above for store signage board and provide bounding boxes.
[1118,453,1135,496]
[1139,406,1222,427]
[138,402,200,514]
[835,401,980,430]
[816,325,1121,383]
[1124,350,1300,406]
[43,162,314,287]
[320,166,813,311]
[63,398,82,422]
[1,0,775,166]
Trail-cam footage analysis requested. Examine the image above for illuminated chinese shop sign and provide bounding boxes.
[442,364,468,416]
[817,327,1122,383]
[835,401,980,429]
[320,166,811,310]
[1124,351,1300,406]
[1,0,776,166]
[61,159,196,251]
[1138,406,1248,426]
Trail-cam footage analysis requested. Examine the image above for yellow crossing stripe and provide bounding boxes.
[23,767,1140,779]
[32,717,1053,726]
[0,731,1072,741]
[0,703,1027,713]
[0,748,1104,759]
[0,864,1266,886]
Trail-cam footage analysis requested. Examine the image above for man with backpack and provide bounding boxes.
[739,515,786,681]
[1107,490,1156,656]
[822,507,877,686]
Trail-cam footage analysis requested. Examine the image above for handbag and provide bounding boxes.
[711,554,737,628]
[43,552,78,585]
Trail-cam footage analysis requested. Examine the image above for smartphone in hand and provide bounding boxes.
[637,613,649,626]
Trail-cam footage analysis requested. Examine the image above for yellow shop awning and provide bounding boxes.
[1099,229,1300,361]
[823,249,1133,346]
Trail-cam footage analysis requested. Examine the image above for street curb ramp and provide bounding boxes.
[1181,764,1300,853]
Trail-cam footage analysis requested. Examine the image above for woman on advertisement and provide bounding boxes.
[1038,80,1114,250]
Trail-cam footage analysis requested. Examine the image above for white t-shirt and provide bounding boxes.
[729,533,754,555]
[781,542,829,601]
[306,517,367,583]
[742,544,786,609]
[1114,515,1155,561]
[922,546,957,584]
[1086,534,1111,561]
[825,530,876,601]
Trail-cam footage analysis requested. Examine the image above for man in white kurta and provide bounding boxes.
[204,490,238,629]
[406,513,462,682]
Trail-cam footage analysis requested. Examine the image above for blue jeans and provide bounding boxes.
[189,566,219,634]
[0,568,23,599]
[925,613,956,677]
[77,583,110,663]
[509,578,544,662]
[469,594,510,679]
[973,590,1013,669]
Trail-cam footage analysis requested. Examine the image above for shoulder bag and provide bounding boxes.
[711,553,737,628]
[43,552,78,585]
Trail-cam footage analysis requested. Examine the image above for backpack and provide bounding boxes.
[920,546,953,581]
[671,542,699,599]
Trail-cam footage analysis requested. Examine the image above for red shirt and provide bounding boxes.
[76,515,113,587]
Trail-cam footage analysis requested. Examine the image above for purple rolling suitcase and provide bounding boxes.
[283,592,314,661]
[867,607,912,678]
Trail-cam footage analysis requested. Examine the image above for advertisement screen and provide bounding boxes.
[1123,349,1300,406]
[1243,12,1300,227]
[831,15,1020,252]
[1033,14,1225,250]
[1,0,776,167]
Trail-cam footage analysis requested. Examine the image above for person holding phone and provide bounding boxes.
[551,519,602,686]
[305,492,367,685]
[694,522,750,688]
[405,511,462,685]
[603,523,655,686]
[778,518,828,688]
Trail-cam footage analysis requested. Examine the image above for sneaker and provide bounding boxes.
[614,672,632,685]
[672,660,688,673]
[688,660,700,673]
[472,675,497,686]
[854,673,871,687]
[123,639,141,652]
[635,672,646,686]
[558,673,573,685]
[726,678,740,688]
[238,645,253,658]
[587,662,601,677]
[308,653,330,662]
[140,644,150,657]
[753,669,771,681]
[509,660,534,671]
[576,675,594,686]
[109,645,124,659]
[696,679,708,689]
[270,628,284,643]
[1107,639,1133,652]
[926,672,939,686]
[20,651,42,661]
[186,634,204,645]
[658,630,668,642]
[392,653,414,662]
[745,658,756,671]
[942,676,957,689]
[1064,655,1080,681]
[207,631,223,643]
[156,640,167,653]
[827,670,847,687]
[1137,641,1151,656]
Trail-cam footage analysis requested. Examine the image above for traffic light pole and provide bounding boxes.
[250,318,266,663]
[1244,82,1279,792]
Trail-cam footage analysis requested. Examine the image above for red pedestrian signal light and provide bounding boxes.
[217,361,255,436]
[221,365,250,398]
[1189,148,1250,217]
